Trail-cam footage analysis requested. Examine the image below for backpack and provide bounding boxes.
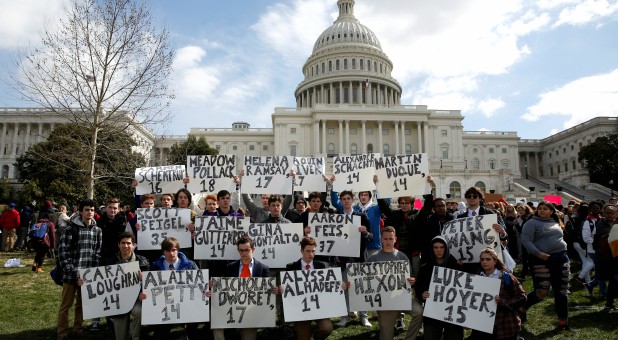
[575,219,595,249]
[50,226,79,286]
[29,221,49,239]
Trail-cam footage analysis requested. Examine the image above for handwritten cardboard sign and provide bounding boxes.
[242,156,293,194]
[292,157,326,192]
[244,220,304,268]
[211,277,277,328]
[332,154,378,192]
[441,214,502,263]
[135,165,186,195]
[194,216,244,260]
[186,155,237,195]
[346,261,412,311]
[375,153,429,199]
[307,213,361,257]
[136,208,192,250]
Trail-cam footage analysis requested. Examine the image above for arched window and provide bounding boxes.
[368,60,371,71]
[336,60,340,70]
[329,61,332,71]
[449,181,461,199]
[367,143,373,153]
[472,158,480,170]
[474,181,486,192]
[351,143,358,155]
[360,59,364,70]
[327,143,335,156]
[383,144,390,156]
[1,165,9,179]
[344,59,348,69]
[352,59,356,69]
[405,144,412,155]
[322,62,325,73]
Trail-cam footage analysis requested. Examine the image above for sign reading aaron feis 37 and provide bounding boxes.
[186,155,236,194]
[307,213,361,257]
[242,156,294,194]
[135,165,186,195]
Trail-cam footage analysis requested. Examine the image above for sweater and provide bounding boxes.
[521,215,567,257]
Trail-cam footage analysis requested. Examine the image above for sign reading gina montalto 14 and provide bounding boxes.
[242,156,293,194]
[135,165,186,195]
[244,221,304,268]
[374,153,429,199]
[186,155,236,195]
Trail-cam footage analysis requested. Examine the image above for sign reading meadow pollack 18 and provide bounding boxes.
[424,267,500,333]
[346,261,412,312]
[292,156,326,192]
[280,267,347,322]
[186,155,236,195]
[136,208,192,250]
[441,214,502,263]
[135,165,186,195]
[307,213,361,257]
[242,156,293,194]
[211,277,277,329]
[332,153,379,192]
[194,216,244,260]
[141,269,210,325]
[79,262,141,319]
[374,153,429,199]
[244,220,304,268]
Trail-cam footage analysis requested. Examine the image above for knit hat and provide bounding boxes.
[8,202,16,208]
[43,199,53,209]
[294,195,307,205]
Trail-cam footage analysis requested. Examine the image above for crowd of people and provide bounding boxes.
[1,177,617,340]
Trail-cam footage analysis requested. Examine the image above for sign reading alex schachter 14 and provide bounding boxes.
[141,269,210,325]
[79,262,141,319]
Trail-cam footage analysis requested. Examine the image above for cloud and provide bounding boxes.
[477,98,505,117]
[0,0,68,49]
[553,0,618,27]
[172,45,221,101]
[521,68,618,128]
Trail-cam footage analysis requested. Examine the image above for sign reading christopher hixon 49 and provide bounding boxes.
[374,153,429,199]
[242,156,293,194]
[136,208,192,251]
[141,269,210,325]
[79,262,141,319]
[307,213,361,257]
[423,267,500,333]
[280,267,347,322]
[332,154,378,192]
[346,260,412,311]
[135,165,186,195]
[186,155,236,194]
[210,277,277,329]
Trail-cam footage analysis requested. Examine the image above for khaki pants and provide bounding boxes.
[2,228,16,251]
[213,328,257,340]
[111,300,142,340]
[57,282,83,338]
[293,318,333,340]
[377,297,423,340]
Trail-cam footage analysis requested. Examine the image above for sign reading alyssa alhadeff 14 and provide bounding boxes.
[375,153,429,199]
[423,267,500,334]
[242,156,293,195]
[194,216,243,260]
[141,269,210,325]
[211,277,277,329]
[79,262,141,319]
[332,154,378,192]
[292,156,326,192]
[346,260,412,312]
[307,213,361,257]
[135,165,186,195]
[245,221,304,268]
[280,267,347,322]
[136,208,192,251]
[186,155,236,195]
[441,214,502,263]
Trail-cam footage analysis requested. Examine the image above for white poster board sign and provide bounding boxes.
[194,216,244,260]
[307,213,361,257]
[280,267,347,322]
[136,208,192,250]
[423,267,500,333]
[186,155,236,195]
[211,277,277,328]
[441,215,502,263]
[346,261,412,311]
[79,262,141,319]
[332,154,378,192]
[141,269,210,325]
[375,153,429,199]
[242,156,293,194]
[292,156,326,192]
[245,221,304,268]
[135,165,186,195]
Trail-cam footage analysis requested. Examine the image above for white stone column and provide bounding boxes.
[25,123,31,151]
[338,120,343,154]
[416,122,422,153]
[0,123,6,156]
[394,121,399,154]
[321,120,327,154]
[330,84,335,104]
[378,121,383,155]
[361,120,367,153]
[423,122,429,154]
[345,120,350,154]
[37,123,43,143]
[348,81,353,104]
[357,82,362,104]
[401,121,406,153]
[11,123,18,157]
[314,120,320,155]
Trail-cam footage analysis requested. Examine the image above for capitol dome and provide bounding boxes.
[295,0,402,108]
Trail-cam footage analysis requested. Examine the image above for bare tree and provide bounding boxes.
[10,0,174,198]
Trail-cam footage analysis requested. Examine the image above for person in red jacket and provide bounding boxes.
[1,203,20,252]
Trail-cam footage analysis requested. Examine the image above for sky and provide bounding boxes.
[0,0,617,140]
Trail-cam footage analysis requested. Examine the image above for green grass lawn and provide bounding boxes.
[0,250,615,339]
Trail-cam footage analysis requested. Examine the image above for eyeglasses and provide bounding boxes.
[238,248,251,253]
[465,194,479,199]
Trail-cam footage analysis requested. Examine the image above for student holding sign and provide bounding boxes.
[467,248,526,340]
[415,236,464,340]
[367,226,422,340]
[262,195,292,224]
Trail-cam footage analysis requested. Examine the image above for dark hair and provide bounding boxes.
[464,187,484,200]
[236,235,255,248]
[358,191,372,199]
[588,201,603,209]
[294,195,306,205]
[175,188,192,206]
[397,196,414,204]
[161,237,180,251]
[118,232,136,244]
[308,192,323,202]
[268,195,282,205]
[300,237,317,250]
[339,190,354,199]
[106,198,121,206]
[78,199,97,212]
[217,190,231,200]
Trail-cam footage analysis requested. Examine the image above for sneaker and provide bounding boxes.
[35,267,44,273]
[395,318,406,331]
[557,322,571,331]
[603,304,615,311]
[360,316,372,327]
[336,316,349,327]
[584,283,594,296]
[90,321,100,330]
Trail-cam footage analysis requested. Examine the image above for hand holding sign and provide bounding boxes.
[374,153,429,199]
[135,165,186,195]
